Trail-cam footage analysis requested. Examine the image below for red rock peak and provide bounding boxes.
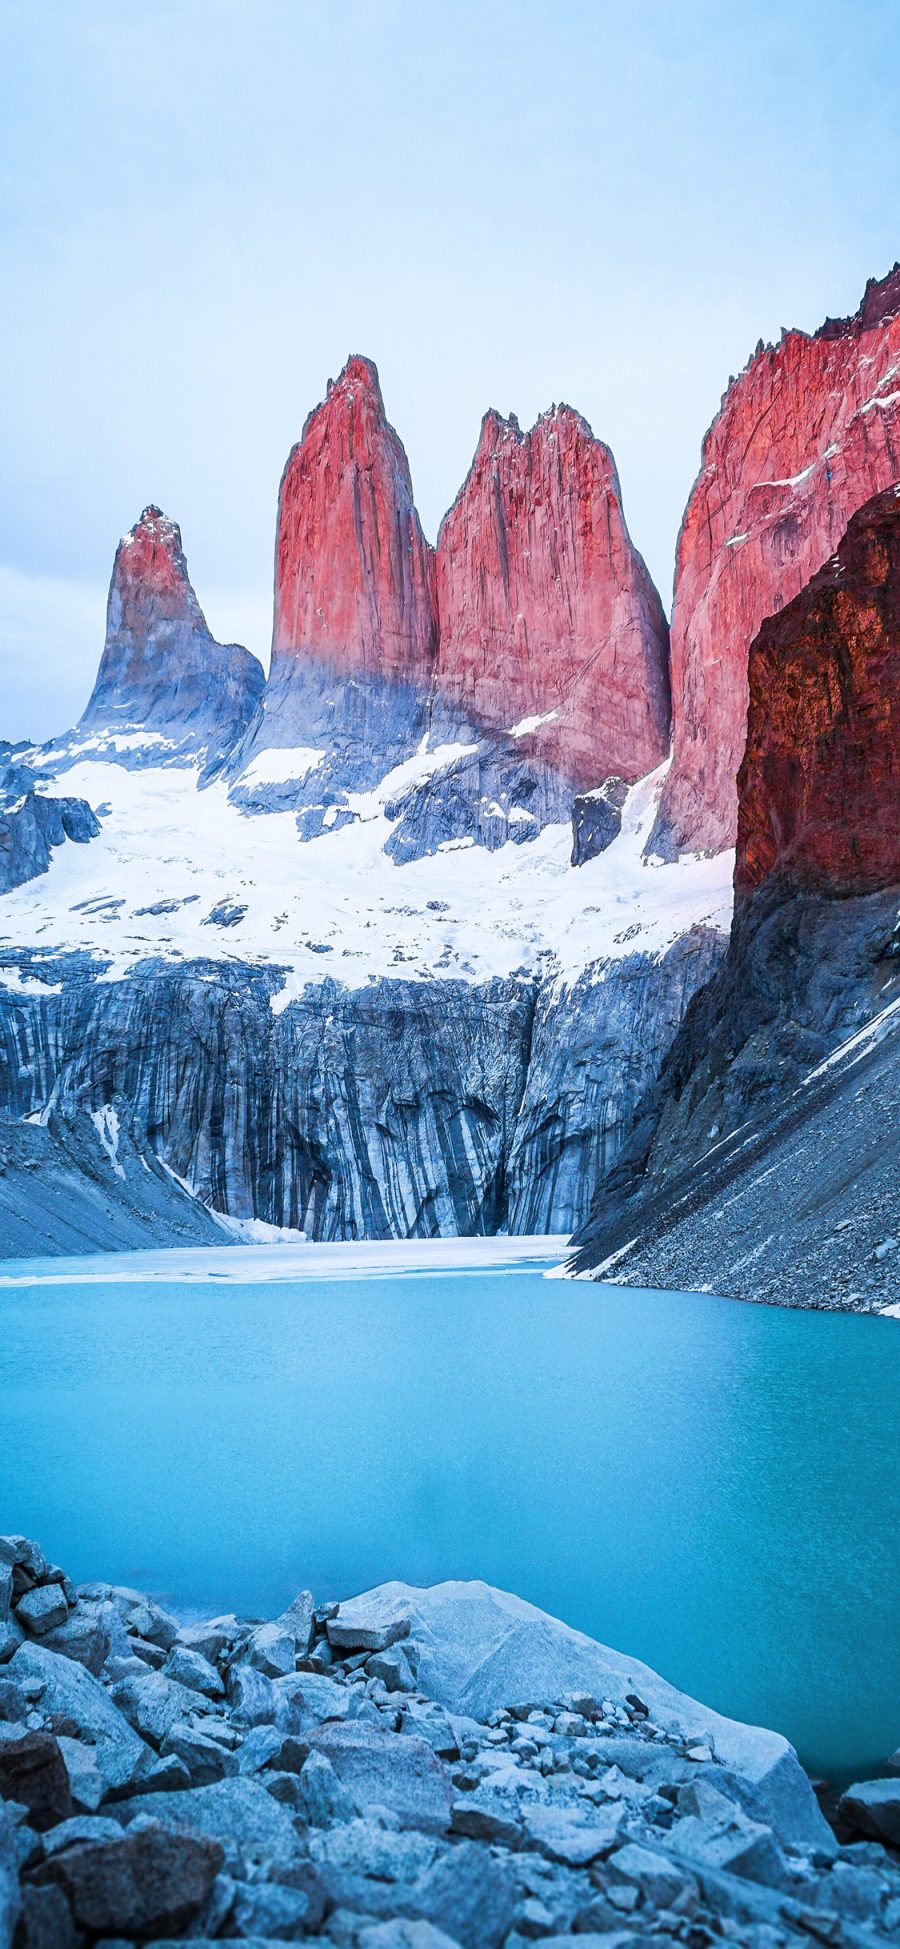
[272,355,437,686]
[434,403,670,788]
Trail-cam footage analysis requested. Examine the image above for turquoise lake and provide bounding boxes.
[0,1258,897,1783]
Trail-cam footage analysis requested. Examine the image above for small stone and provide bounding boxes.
[57,1735,105,1813]
[162,1644,225,1698]
[299,1750,358,1826]
[14,1585,69,1637]
[0,1681,26,1724]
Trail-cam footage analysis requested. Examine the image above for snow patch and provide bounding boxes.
[89,1104,125,1179]
[508,710,559,738]
[238,746,325,788]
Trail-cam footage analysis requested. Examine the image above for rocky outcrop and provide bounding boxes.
[574,489,900,1302]
[81,506,264,756]
[0,758,99,894]
[435,407,670,790]
[11,1530,895,1948]
[233,357,438,798]
[654,263,900,856]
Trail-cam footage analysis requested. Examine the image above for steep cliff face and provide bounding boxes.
[654,264,900,857]
[435,407,670,789]
[233,357,438,795]
[736,486,900,897]
[0,927,727,1250]
[81,506,264,757]
[574,487,900,1303]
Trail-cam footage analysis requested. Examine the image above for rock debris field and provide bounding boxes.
[1,1535,899,1947]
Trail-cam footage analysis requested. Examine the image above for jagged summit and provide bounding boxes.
[80,505,264,758]
[434,395,670,791]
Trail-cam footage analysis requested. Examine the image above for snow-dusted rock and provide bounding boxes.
[333,1580,831,1848]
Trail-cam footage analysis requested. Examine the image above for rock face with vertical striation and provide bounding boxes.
[654,263,900,857]
[81,505,264,757]
[434,406,671,790]
[573,487,900,1306]
[232,356,439,799]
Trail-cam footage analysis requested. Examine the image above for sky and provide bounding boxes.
[2,0,899,741]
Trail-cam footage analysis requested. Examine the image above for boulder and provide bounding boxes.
[521,1802,625,1866]
[839,1776,900,1846]
[56,1735,105,1813]
[110,1670,205,1748]
[36,1609,109,1674]
[162,1645,224,1698]
[160,1719,237,1786]
[0,1726,72,1830]
[41,1814,125,1856]
[327,1600,412,1654]
[275,1670,351,1726]
[298,1750,358,1827]
[344,1581,831,1847]
[13,1586,69,1638]
[33,1819,222,1938]
[360,1923,460,1949]
[226,1663,278,1726]
[273,1589,315,1655]
[13,1881,74,1949]
[667,1809,789,1888]
[114,1775,300,1868]
[241,1622,296,1678]
[308,1724,453,1835]
[408,1837,516,1949]
[9,1643,145,1793]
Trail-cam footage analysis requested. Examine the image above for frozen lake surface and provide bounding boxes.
[0,1239,897,1781]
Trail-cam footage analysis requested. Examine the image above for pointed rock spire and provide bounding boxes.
[272,355,438,686]
[82,506,264,753]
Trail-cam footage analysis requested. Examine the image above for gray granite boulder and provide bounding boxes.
[114,1775,300,1868]
[329,1581,832,1849]
[8,1644,144,1793]
[308,1724,453,1835]
[839,1777,900,1846]
[32,1819,222,1938]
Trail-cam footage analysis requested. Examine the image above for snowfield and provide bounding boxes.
[0,754,734,995]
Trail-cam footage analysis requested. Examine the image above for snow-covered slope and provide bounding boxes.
[0,749,732,997]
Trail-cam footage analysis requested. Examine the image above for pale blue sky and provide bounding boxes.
[2,0,899,738]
